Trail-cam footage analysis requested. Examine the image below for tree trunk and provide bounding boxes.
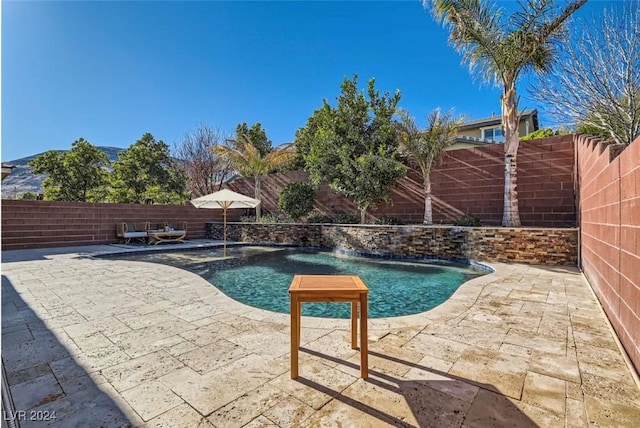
[501,85,522,227]
[359,204,369,224]
[423,172,433,225]
[254,176,262,219]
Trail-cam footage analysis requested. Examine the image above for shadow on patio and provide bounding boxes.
[297,346,538,428]
[1,275,135,426]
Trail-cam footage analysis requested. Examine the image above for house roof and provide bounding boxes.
[458,109,538,131]
[1,163,17,180]
[452,135,495,145]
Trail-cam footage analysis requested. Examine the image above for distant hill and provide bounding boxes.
[1,146,124,198]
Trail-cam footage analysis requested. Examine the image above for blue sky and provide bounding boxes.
[1,0,614,162]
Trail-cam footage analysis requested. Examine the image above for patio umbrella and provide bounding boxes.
[190,189,260,257]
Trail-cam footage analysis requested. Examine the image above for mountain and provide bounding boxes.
[1,146,125,198]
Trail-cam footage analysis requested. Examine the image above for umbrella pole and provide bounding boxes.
[223,206,227,257]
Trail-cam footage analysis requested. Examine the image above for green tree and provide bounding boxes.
[28,138,110,202]
[19,192,38,200]
[301,75,406,224]
[397,109,462,225]
[278,182,316,220]
[520,127,568,141]
[425,0,586,226]
[212,136,294,219]
[109,133,188,204]
[289,111,324,172]
[235,122,272,157]
[575,119,610,140]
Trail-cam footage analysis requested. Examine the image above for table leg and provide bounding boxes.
[360,294,368,379]
[350,301,357,349]
[297,301,301,344]
[291,295,299,379]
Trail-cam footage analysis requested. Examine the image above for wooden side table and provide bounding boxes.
[288,275,369,379]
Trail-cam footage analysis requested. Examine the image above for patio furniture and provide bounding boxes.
[146,221,187,245]
[116,223,148,244]
[190,189,260,257]
[289,274,369,379]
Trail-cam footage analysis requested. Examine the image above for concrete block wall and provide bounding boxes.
[228,135,576,227]
[1,200,242,250]
[205,222,578,266]
[576,134,640,372]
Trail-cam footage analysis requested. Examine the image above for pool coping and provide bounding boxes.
[97,243,496,329]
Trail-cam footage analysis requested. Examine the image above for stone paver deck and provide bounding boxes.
[2,243,639,427]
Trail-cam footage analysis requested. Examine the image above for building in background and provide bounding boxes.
[450,109,539,150]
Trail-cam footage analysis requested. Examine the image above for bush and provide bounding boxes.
[306,213,334,223]
[373,215,406,225]
[278,182,315,220]
[240,213,292,223]
[18,192,38,200]
[259,214,293,223]
[521,128,568,141]
[334,213,360,224]
[452,214,482,227]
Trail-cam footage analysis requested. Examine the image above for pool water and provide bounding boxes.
[116,247,485,318]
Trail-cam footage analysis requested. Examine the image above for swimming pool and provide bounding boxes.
[113,246,487,318]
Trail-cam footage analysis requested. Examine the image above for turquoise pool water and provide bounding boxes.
[111,246,486,318]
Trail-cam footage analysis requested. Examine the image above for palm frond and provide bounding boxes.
[426,0,506,85]
[425,0,586,86]
[397,108,461,174]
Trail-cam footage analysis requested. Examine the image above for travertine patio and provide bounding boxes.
[2,244,639,427]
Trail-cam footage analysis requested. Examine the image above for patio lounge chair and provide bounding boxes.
[116,223,149,244]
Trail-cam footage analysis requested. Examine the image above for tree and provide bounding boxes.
[109,133,189,204]
[235,122,272,157]
[278,182,316,220]
[520,127,568,141]
[28,138,110,202]
[19,192,38,200]
[397,109,462,225]
[425,0,587,226]
[534,1,639,146]
[174,124,233,198]
[301,75,406,224]
[575,118,610,141]
[212,136,294,219]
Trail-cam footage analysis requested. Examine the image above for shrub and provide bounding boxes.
[257,213,293,223]
[334,213,360,224]
[520,128,568,141]
[306,213,334,223]
[373,215,406,225]
[240,215,256,223]
[452,214,482,227]
[18,192,38,200]
[278,182,316,220]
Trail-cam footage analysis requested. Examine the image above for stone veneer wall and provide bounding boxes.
[206,223,578,266]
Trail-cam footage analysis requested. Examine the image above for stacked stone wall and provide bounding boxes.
[206,222,578,266]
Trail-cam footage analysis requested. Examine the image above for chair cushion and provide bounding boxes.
[127,223,137,232]
[124,231,148,238]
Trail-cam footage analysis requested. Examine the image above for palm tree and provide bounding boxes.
[425,0,586,226]
[212,136,294,219]
[397,109,461,225]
